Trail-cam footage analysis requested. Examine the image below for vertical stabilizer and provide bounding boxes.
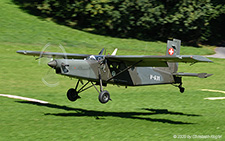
[166,39,181,56]
[166,39,181,73]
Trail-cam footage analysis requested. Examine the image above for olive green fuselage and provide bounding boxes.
[54,59,177,86]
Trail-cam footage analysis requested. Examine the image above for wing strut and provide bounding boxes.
[106,60,142,82]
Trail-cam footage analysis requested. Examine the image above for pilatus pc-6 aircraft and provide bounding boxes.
[17,39,213,104]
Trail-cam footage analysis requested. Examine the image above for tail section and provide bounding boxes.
[166,39,181,56]
[166,39,181,73]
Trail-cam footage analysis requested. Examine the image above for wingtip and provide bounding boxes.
[205,57,213,63]
[209,60,214,63]
[16,50,26,54]
[206,58,214,63]
[206,74,213,78]
[198,73,213,78]
[192,55,214,63]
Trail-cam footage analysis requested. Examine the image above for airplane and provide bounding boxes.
[17,39,213,104]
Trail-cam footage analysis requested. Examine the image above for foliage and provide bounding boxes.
[13,0,224,45]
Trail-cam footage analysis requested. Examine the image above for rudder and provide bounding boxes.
[166,39,181,73]
[166,39,181,56]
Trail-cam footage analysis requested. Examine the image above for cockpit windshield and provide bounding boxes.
[87,55,96,60]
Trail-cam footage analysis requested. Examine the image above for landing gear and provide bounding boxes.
[66,78,111,104]
[178,83,185,93]
[97,69,111,104]
[173,77,185,93]
[67,88,80,101]
[66,80,91,102]
[179,86,185,93]
[98,90,111,104]
[172,82,185,93]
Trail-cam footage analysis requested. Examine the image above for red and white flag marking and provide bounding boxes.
[168,48,174,56]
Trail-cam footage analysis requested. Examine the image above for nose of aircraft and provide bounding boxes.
[48,60,57,68]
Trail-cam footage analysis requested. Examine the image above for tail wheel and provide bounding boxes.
[98,90,110,104]
[67,88,80,101]
[180,87,185,93]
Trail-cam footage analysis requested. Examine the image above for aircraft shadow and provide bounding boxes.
[17,101,201,125]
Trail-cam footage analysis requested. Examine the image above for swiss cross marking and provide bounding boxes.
[168,48,174,56]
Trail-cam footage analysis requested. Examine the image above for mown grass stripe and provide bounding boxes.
[0,94,49,104]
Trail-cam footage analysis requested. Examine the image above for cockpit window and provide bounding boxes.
[96,56,104,61]
[87,55,104,61]
[87,55,96,61]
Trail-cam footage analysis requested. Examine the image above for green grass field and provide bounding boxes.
[1,0,224,140]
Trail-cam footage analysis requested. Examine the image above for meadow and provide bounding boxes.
[0,0,224,140]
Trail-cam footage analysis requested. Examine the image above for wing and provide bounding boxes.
[105,55,213,67]
[17,50,90,59]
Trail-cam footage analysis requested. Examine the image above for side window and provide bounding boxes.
[87,55,96,61]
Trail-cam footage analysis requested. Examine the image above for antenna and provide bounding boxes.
[112,48,118,55]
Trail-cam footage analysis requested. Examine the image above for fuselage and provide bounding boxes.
[48,55,177,86]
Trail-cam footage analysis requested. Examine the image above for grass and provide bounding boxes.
[0,0,224,140]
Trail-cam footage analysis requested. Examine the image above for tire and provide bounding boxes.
[98,90,110,104]
[180,87,185,93]
[67,88,80,101]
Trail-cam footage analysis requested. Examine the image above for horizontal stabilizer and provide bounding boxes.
[173,73,213,78]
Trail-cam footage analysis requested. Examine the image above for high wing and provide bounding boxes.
[105,55,213,67]
[16,50,90,59]
[17,50,213,67]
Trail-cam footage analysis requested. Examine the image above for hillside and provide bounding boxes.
[0,0,214,55]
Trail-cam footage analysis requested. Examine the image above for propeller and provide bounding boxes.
[38,43,67,87]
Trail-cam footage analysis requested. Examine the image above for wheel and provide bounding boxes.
[67,88,80,101]
[180,87,185,93]
[98,90,110,104]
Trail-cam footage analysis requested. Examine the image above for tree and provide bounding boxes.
[14,0,225,45]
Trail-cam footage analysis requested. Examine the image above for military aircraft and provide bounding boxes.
[17,39,213,104]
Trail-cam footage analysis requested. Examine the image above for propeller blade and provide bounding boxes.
[38,43,67,87]
[42,68,59,87]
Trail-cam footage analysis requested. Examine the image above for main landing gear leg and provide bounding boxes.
[67,80,93,102]
[96,71,111,104]
[67,77,111,104]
